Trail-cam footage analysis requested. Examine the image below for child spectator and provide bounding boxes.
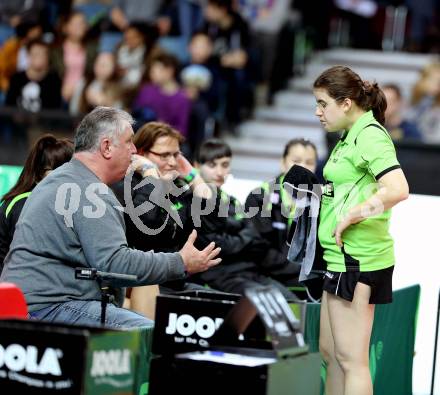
[5,39,62,112]
[202,0,252,129]
[51,11,97,103]
[116,22,157,88]
[0,21,43,95]
[183,31,220,111]
[382,84,422,141]
[71,52,124,115]
[181,32,221,153]
[134,52,192,137]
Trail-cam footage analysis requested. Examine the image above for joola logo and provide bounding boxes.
[0,343,62,376]
[90,349,131,377]
[165,313,224,338]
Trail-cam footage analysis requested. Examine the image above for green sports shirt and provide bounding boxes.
[318,111,401,272]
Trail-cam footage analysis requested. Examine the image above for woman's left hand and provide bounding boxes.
[332,215,355,247]
[176,153,193,178]
[129,154,159,178]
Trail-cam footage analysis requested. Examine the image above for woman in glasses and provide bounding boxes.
[314,66,409,395]
[111,121,215,316]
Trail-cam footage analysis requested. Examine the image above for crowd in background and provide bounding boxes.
[0,0,301,156]
[0,0,439,158]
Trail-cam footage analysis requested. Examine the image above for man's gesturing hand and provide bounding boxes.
[179,230,222,274]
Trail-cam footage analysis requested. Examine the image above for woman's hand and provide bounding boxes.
[175,153,193,178]
[332,215,356,247]
[332,168,409,248]
[129,154,160,179]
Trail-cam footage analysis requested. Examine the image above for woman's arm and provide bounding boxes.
[176,155,213,199]
[334,168,409,247]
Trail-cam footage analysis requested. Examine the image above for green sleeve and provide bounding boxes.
[353,126,400,179]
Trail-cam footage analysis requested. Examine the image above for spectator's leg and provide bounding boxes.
[188,98,210,154]
[177,0,203,43]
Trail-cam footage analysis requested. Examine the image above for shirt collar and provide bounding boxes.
[340,111,376,145]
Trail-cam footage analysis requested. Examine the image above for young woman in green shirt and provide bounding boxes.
[313,66,409,395]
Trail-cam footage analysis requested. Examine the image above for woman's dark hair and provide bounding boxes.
[196,138,232,164]
[1,135,74,203]
[143,51,180,83]
[54,10,90,46]
[133,122,184,153]
[26,38,50,52]
[313,66,387,125]
[127,22,159,50]
[15,21,42,39]
[283,138,318,160]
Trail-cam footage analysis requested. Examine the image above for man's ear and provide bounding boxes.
[100,137,112,159]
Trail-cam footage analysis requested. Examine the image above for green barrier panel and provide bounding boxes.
[135,286,420,394]
[0,165,23,197]
[0,319,153,394]
[84,329,141,395]
[134,327,154,395]
[304,285,421,395]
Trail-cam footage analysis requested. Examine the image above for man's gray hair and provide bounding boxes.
[74,106,135,153]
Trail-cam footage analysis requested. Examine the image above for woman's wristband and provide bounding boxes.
[183,168,198,184]
[141,162,157,172]
[140,162,157,177]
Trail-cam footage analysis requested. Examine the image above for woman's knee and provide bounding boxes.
[319,337,336,364]
[334,347,369,373]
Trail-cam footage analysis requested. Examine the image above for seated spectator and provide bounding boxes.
[192,138,298,300]
[100,0,166,53]
[133,52,192,137]
[110,0,165,31]
[111,121,215,294]
[0,21,43,95]
[238,0,290,101]
[245,138,318,288]
[177,0,205,44]
[71,52,124,115]
[382,84,422,141]
[116,22,157,88]
[0,134,73,271]
[0,0,46,46]
[113,121,213,256]
[409,62,440,143]
[202,0,252,129]
[181,32,222,153]
[51,11,97,103]
[0,107,221,328]
[183,31,220,112]
[5,39,62,112]
[203,0,249,71]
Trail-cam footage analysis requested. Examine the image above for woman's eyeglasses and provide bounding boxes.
[148,150,182,161]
